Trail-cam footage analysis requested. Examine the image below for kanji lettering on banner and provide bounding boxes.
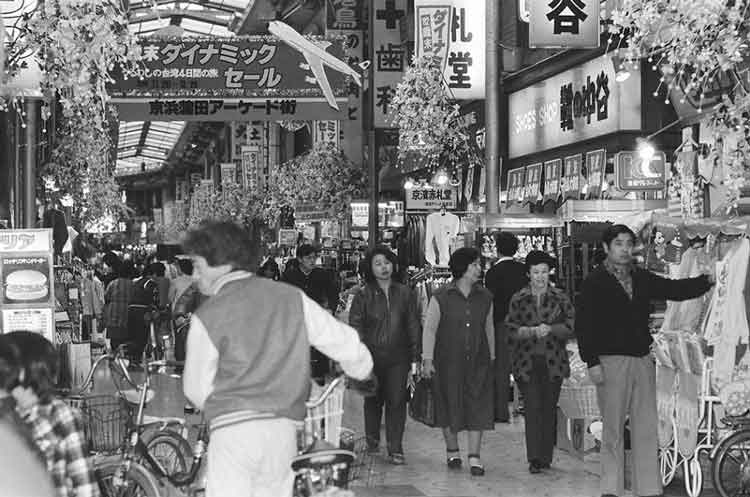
[596,71,610,121]
[547,0,588,35]
[149,101,164,115]
[560,83,574,131]
[209,100,224,114]
[180,44,200,64]
[179,100,194,115]
[199,44,219,64]
[239,101,252,114]
[376,43,405,72]
[224,68,244,88]
[143,45,160,62]
[451,7,472,42]
[219,43,239,64]
[258,44,277,65]
[279,100,297,114]
[258,67,281,88]
[249,125,261,139]
[239,48,257,65]
[376,86,394,115]
[195,101,209,115]
[447,52,472,88]
[165,101,180,114]
[376,0,405,29]
[161,44,181,64]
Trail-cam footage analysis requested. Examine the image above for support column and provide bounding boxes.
[367,1,378,249]
[23,100,38,228]
[485,0,502,215]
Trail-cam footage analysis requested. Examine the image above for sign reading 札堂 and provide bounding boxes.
[615,151,667,192]
[405,187,458,210]
[373,0,407,127]
[529,0,599,49]
[414,0,486,100]
[509,55,641,159]
[506,167,526,207]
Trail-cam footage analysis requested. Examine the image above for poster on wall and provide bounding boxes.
[524,163,543,203]
[2,308,53,342]
[1,255,52,305]
[543,159,562,202]
[585,149,606,198]
[561,154,582,200]
[506,167,526,206]
[220,163,237,186]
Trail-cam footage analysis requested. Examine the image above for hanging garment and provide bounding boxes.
[656,365,677,449]
[425,212,461,266]
[676,371,701,458]
[662,247,708,333]
[703,238,750,390]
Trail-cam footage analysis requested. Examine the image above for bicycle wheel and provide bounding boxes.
[96,460,161,497]
[712,429,750,497]
[144,430,192,477]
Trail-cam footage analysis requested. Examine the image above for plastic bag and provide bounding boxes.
[408,377,436,427]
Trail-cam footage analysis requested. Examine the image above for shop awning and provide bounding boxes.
[481,213,564,230]
[558,200,668,224]
[651,214,750,238]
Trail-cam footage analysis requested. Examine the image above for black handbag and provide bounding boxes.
[408,377,437,427]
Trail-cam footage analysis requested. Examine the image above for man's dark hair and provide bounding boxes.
[177,258,193,276]
[525,250,556,272]
[297,244,317,259]
[449,247,481,279]
[182,221,258,271]
[0,336,21,392]
[496,232,520,257]
[6,332,58,403]
[602,224,637,248]
[149,262,166,278]
[362,245,398,283]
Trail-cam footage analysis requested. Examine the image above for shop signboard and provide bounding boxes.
[615,151,667,192]
[313,120,340,147]
[352,201,405,227]
[585,149,606,198]
[508,54,641,159]
[0,229,55,342]
[278,229,298,247]
[373,0,407,127]
[543,159,562,202]
[506,167,526,206]
[241,145,263,191]
[220,163,237,186]
[351,202,369,228]
[414,0,486,100]
[562,154,582,200]
[524,163,543,203]
[529,0,600,49]
[405,187,457,210]
[327,0,365,30]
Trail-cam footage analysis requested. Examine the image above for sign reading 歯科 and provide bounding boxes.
[373,0,407,127]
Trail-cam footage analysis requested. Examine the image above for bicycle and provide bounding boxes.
[94,357,208,497]
[710,414,750,497]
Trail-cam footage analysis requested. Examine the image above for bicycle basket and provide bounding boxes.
[338,431,374,485]
[73,394,132,453]
[558,384,600,419]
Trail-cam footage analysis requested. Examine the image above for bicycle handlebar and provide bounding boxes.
[305,376,345,409]
[147,359,184,369]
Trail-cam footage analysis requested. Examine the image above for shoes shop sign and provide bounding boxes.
[509,54,641,159]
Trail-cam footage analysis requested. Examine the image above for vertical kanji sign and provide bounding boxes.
[414,0,486,100]
[529,0,599,49]
[524,163,543,203]
[506,167,526,207]
[585,149,606,198]
[562,154,582,200]
[543,159,562,202]
[373,0,407,127]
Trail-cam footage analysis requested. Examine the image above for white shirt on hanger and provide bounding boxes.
[425,211,461,266]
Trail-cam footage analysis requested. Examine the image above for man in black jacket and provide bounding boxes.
[484,232,528,422]
[575,224,713,497]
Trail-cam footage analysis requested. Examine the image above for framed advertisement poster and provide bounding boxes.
[2,308,54,343]
[585,149,606,198]
[543,159,562,202]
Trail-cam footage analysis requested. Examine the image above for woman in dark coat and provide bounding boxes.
[349,246,420,465]
[103,259,134,352]
[505,250,574,474]
[422,247,495,476]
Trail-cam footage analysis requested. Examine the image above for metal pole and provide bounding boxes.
[484,0,501,215]
[23,100,37,228]
[367,1,379,249]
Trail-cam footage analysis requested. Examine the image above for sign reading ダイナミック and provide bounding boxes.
[528,0,599,48]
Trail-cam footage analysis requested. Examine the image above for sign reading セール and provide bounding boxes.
[529,0,600,48]
[414,0,486,100]
[508,55,641,159]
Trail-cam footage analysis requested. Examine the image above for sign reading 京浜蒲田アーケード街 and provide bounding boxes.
[372,0,407,127]
[528,0,599,48]
[414,0,486,100]
[508,54,641,159]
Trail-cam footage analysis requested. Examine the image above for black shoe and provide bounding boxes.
[388,453,405,465]
[446,451,462,469]
[540,462,551,469]
[529,461,542,474]
[468,454,485,476]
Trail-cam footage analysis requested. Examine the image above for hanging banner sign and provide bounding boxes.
[415,0,486,100]
[405,187,458,210]
[278,229,298,247]
[562,154,582,200]
[524,163,543,203]
[241,145,263,191]
[615,151,667,192]
[585,149,606,198]
[543,159,562,202]
[220,163,237,186]
[108,36,351,100]
[113,98,349,122]
[529,0,600,49]
[506,167,526,206]
[313,121,340,147]
[373,0,407,127]
[327,0,365,30]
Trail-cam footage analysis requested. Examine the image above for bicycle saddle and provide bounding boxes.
[722,413,750,427]
[120,388,156,405]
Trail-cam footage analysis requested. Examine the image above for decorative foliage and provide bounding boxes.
[388,55,480,173]
[267,142,367,223]
[186,181,265,228]
[608,0,750,210]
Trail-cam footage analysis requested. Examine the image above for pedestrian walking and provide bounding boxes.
[422,247,495,476]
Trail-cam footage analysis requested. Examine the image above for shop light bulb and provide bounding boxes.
[403,178,415,190]
[637,139,656,161]
[434,170,449,186]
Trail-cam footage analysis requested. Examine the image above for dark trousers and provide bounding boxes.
[494,322,511,422]
[516,356,562,465]
[364,361,410,455]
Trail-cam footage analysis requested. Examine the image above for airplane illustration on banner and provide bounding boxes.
[268,20,362,111]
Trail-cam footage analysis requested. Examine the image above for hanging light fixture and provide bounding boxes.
[403,177,415,190]
[611,54,632,83]
[433,169,449,186]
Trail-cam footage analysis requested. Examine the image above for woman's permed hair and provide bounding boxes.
[524,250,556,272]
[448,247,480,279]
[362,245,398,283]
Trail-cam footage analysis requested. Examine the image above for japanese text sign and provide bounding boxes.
[529,0,600,49]
[327,0,365,30]
[615,151,667,192]
[313,120,340,147]
[415,0,486,99]
[506,167,526,206]
[108,36,350,99]
[544,159,562,202]
[585,149,606,198]
[220,163,236,186]
[561,154,582,200]
[509,54,641,158]
[0,229,51,253]
[524,163,543,203]
[241,145,263,191]
[405,187,458,210]
[373,0,407,127]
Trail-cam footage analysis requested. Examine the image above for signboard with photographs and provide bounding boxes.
[585,149,606,198]
[561,154,582,200]
[506,167,526,206]
[543,159,562,202]
[524,163,543,203]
